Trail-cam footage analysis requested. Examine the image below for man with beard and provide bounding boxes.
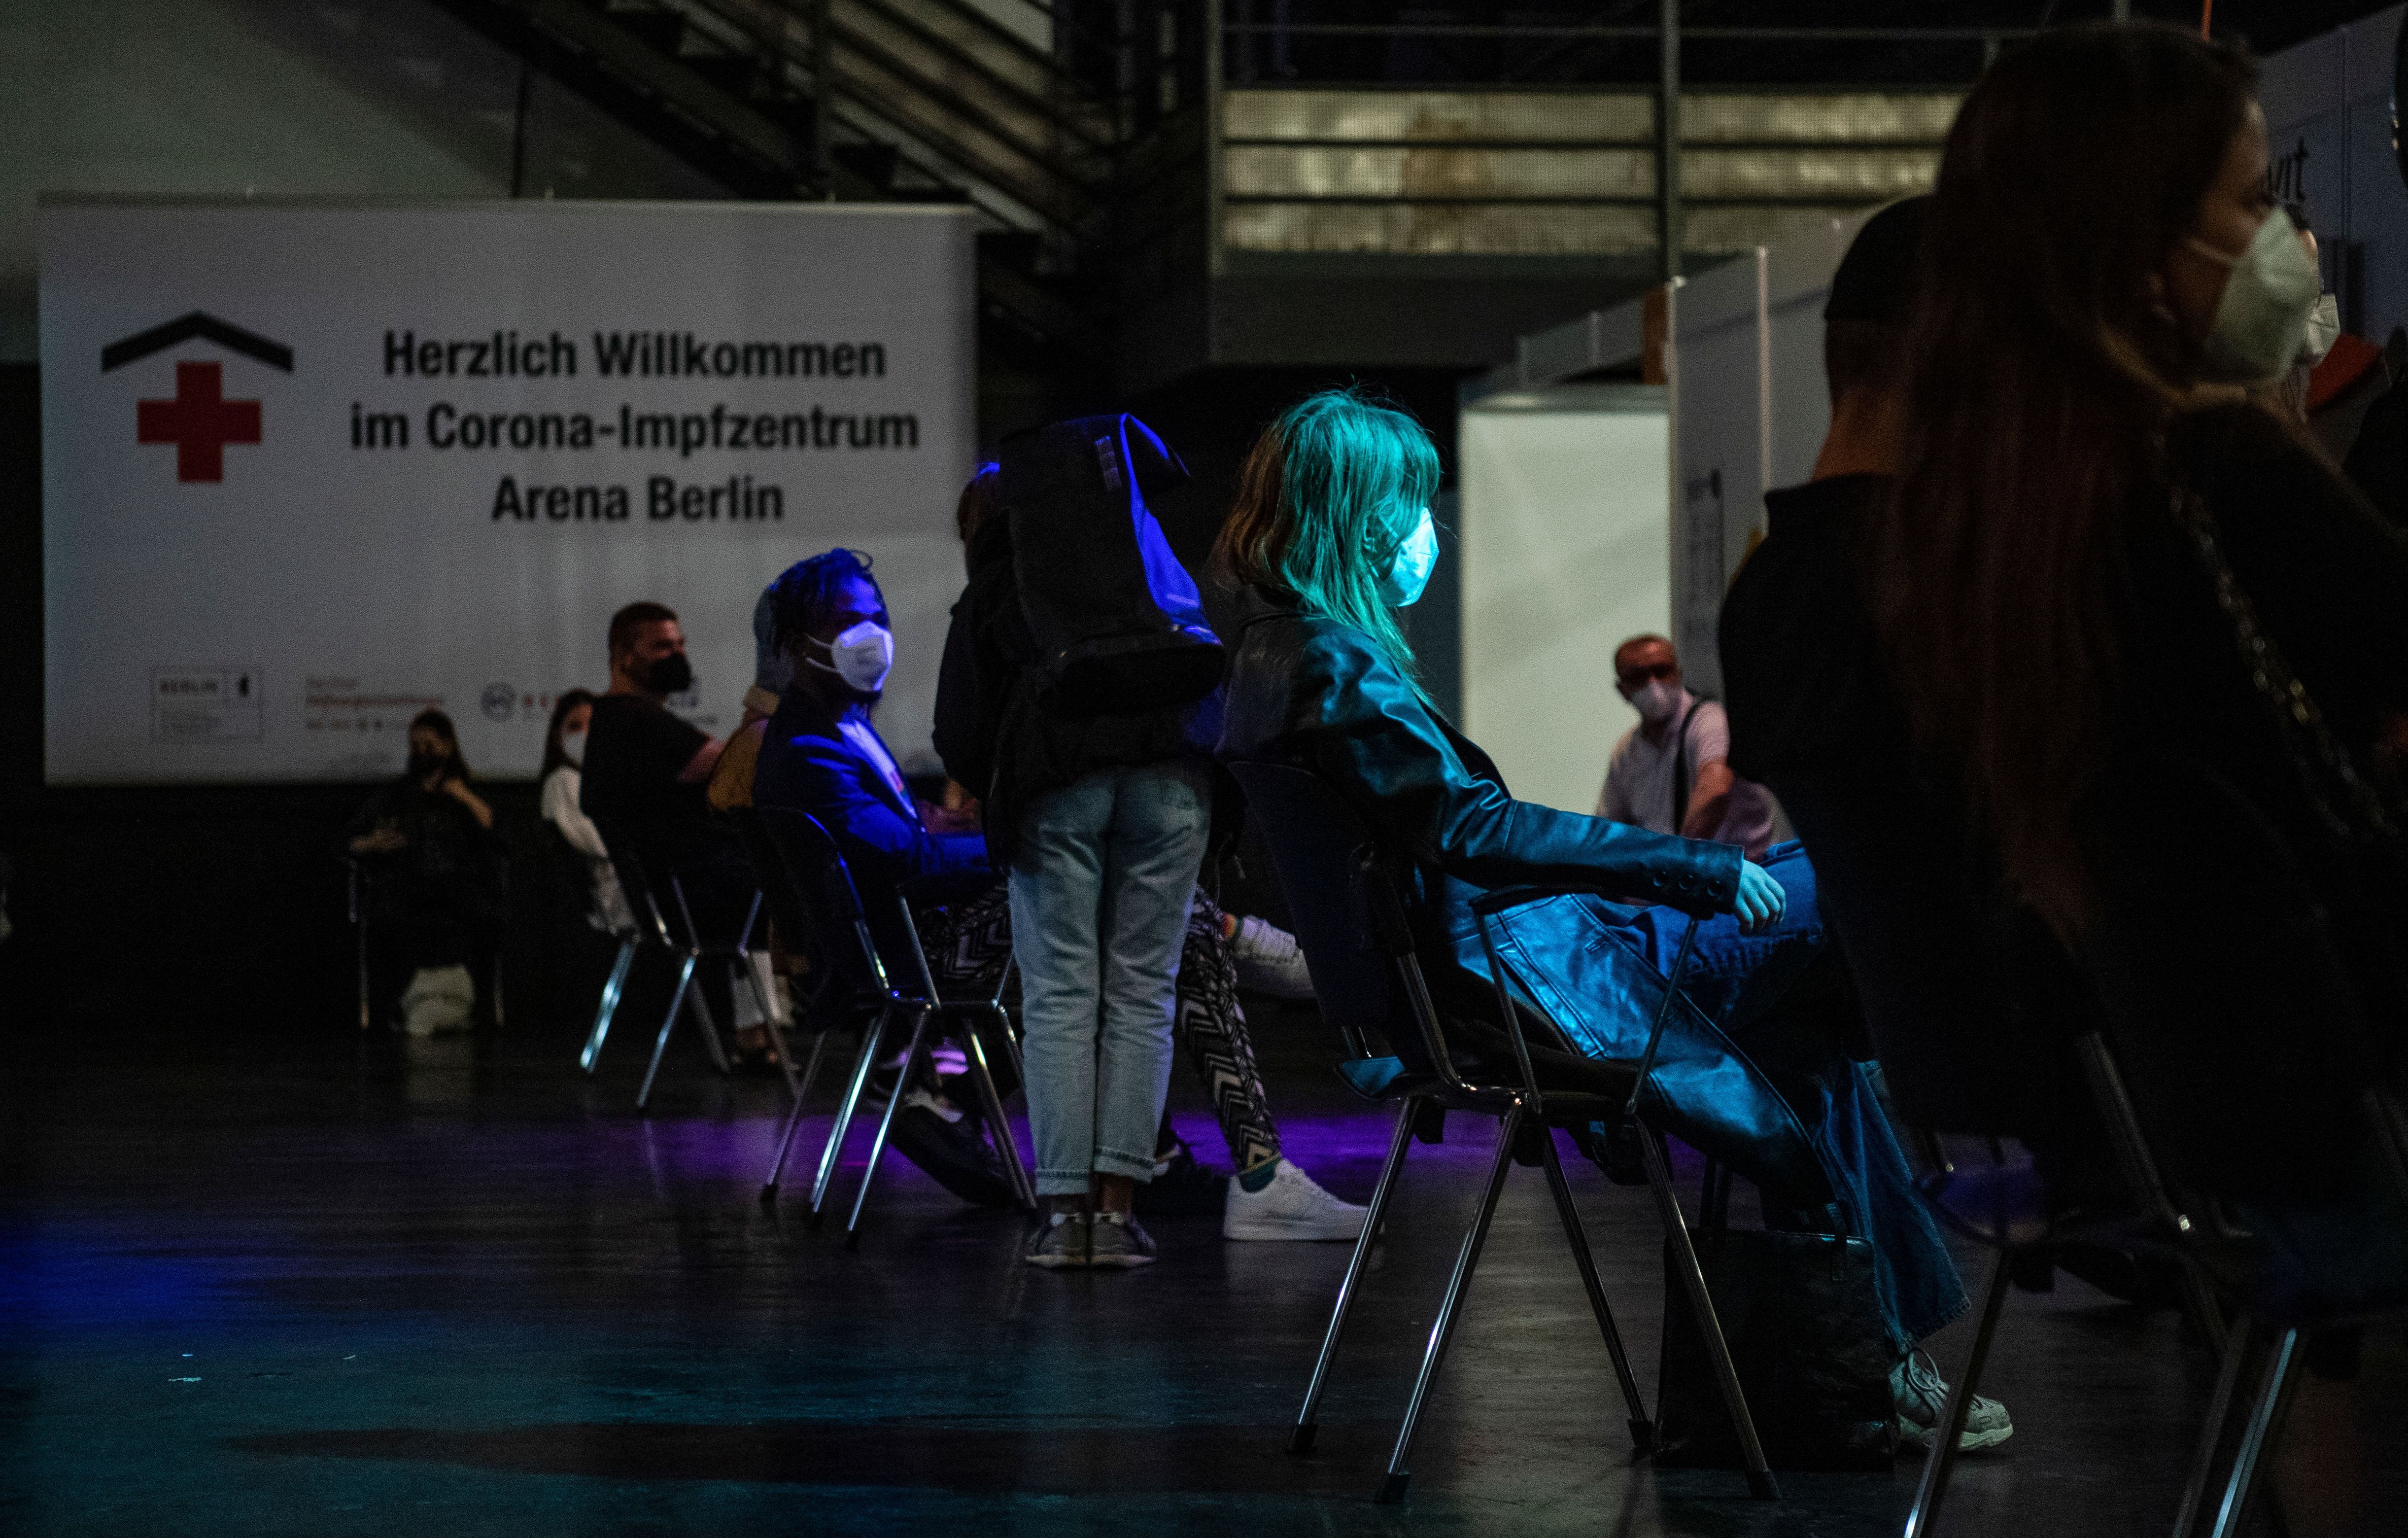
[582,598,782,1070]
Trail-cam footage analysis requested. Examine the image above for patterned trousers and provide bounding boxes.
[915,883,1281,1173]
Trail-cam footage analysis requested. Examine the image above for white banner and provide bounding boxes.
[39,198,978,784]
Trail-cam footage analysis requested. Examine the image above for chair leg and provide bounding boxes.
[580,939,637,1074]
[1641,1128,1778,1500]
[636,953,700,1113]
[759,1030,835,1208]
[2173,1313,2261,1538]
[791,1029,829,1116]
[844,1008,933,1249]
[808,1009,891,1228]
[1290,1096,1418,1456]
[684,969,730,1075]
[1539,1127,1651,1452]
[959,1012,1035,1212]
[1903,1246,2014,1538]
[740,952,805,1104]
[2206,1326,2303,1538]
[1377,1103,1522,1505]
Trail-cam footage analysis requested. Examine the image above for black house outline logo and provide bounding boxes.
[102,312,294,484]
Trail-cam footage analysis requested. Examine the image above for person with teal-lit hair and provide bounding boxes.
[1214,386,1998,1452]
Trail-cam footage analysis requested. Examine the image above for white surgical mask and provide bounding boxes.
[1630,677,1682,725]
[2300,291,2341,367]
[1377,508,1441,607]
[560,730,586,766]
[808,620,894,695]
[2185,210,2322,384]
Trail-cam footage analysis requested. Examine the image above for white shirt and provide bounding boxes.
[542,764,635,933]
[1598,692,1775,858]
[838,715,912,808]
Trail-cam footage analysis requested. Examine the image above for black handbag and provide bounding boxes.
[2172,485,2408,1039]
[1651,1217,1898,1471]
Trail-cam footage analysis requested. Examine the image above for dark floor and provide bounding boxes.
[1,995,2401,1537]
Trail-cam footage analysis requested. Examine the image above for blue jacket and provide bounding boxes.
[754,693,990,953]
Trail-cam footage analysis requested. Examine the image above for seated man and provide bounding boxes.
[580,599,783,1071]
[1215,385,1987,1441]
[755,547,1364,1241]
[1598,633,1775,858]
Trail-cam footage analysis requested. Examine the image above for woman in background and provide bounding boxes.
[540,689,633,936]
[345,709,508,1036]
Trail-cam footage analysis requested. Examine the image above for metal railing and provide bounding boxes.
[1214,9,2014,278]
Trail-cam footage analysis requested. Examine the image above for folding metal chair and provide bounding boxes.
[1775,751,2408,1538]
[345,855,374,1032]
[751,804,1034,1246]
[1229,761,1779,1505]
[575,821,770,1111]
[724,804,837,1109]
[345,853,507,1035]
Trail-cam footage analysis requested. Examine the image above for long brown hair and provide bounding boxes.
[1870,22,2256,938]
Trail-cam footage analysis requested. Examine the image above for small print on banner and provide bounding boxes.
[152,667,263,743]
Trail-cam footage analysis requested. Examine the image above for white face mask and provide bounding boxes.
[1629,677,1682,725]
[2185,210,2322,384]
[2300,291,2341,367]
[1377,507,1441,608]
[808,620,894,695]
[559,729,586,766]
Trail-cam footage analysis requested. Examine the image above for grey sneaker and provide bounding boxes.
[1024,1211,1089,1269]
[1229,915,1316,1000]
[1893,1349,2013,1451]
[1086,1210,1158,1268]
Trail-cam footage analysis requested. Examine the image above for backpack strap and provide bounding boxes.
[1669,697,1700,833]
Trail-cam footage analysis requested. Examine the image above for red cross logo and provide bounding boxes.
[137,360,262,483]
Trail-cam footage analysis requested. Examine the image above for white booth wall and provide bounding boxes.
[1459,385,1669,815]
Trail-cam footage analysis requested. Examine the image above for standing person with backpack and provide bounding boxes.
[936,416,1235,1270]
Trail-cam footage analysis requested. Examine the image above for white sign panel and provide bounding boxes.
[40,199,978,784]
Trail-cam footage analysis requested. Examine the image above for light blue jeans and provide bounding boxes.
[1009,762,1210,1196]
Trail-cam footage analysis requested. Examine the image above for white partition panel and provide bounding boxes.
[1460,386,1669,815]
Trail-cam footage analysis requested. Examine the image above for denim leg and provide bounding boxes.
[1092,765,1208,1183]
[1009,774,1115,1197]
[1752,1059,1968,1354]
[1636,842,1967,1351]
[1629,841,1827,1033]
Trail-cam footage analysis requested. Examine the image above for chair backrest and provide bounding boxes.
[723,805,815,961]
[2083,749,2391,1203]
[587,815,673,945]
[1226,760,1431,1070]
[752,803,887,998]
[1765,765,2079,1137]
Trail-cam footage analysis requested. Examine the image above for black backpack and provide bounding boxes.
[998,413,1224,716]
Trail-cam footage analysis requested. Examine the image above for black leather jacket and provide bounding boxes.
[1217,588,1742,945]
[1219,588,1835,1208]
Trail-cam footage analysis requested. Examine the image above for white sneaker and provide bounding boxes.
[1223,1159,1367,1241]
[1892,1349,2014,1452]
[1229,915,1316,1000]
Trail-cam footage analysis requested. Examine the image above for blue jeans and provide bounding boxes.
[1629,843,1968,1353]
[1009,763,1210,1197]
[1479,842,1966,1354]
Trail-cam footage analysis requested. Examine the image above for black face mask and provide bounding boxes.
[408,750,448,781]
[643,652,694,696]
